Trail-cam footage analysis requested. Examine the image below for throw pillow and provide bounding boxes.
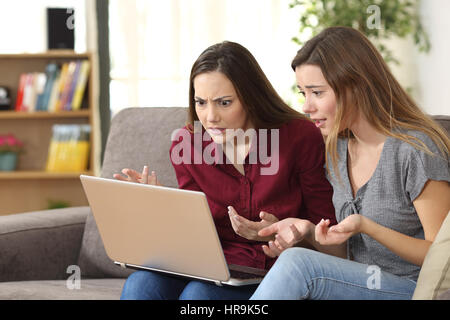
[413,211,450,299]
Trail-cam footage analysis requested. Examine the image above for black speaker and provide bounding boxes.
[47,8,75,50]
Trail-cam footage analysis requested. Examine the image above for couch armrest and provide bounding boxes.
[0,206,90,282]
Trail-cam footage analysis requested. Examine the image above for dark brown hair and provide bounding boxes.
[291,26,450,177]
[188,41,306,130]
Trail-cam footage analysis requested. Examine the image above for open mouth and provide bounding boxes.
[208,128,226,135]
[313,119,326,128]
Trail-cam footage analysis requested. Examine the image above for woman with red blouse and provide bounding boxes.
[117,41,335,300]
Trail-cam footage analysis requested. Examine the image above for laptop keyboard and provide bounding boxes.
[230,269,263,280]
[228,264,268,280]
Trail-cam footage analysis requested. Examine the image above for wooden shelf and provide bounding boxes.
[0,110,90,119]
[0,170,93,180]
[0,52,91,59]
[0,52,96,215]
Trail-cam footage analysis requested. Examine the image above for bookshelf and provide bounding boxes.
[0,52,96,215]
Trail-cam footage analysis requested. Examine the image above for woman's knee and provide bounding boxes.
[121,271,185,300]
[179,281,215,300]
[266,247,326,286]
[121,271,157,299]
[123,271,153,289]
[251,248,316,300]
[276,247,316,271]
[179,281,255,300]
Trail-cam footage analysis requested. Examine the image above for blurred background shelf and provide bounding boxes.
[0,170,93,179]
[0,110,91,119]
[0,52,95,215]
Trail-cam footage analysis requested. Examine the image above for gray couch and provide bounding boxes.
[0,107,448,300]
[0,107,187,299]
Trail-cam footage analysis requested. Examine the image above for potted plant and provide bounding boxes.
[288,0,431,105]
[0,133,24,171]
[289,0,430,65]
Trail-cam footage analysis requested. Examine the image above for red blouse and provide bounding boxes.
[169,118,336,270]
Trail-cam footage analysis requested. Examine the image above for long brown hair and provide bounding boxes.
[188,41,306,131]
[291,26,450,178]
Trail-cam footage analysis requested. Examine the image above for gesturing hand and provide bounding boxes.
[113,166,162,186]
[258,218,314,258]
[228,206,279,242]
[315,214,362,246]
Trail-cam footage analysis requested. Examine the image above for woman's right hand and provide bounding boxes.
[258,218,315,258]
[113,165,162,186]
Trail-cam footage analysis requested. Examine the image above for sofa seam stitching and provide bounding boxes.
[0,222,86,236]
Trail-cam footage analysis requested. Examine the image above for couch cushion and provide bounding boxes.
[0,278,125,300]
[77,107,188,278]
[413,211,450,300]
[0,207,89,282]
[99,107,188,187]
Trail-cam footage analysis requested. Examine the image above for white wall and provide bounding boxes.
[0,0,448,116]
[0,0,87,53]
[415,0,450,116]
[375,1,450,116]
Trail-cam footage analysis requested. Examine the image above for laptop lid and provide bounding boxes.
[80,175,231,283]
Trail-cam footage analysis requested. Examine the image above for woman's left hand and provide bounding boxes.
[315,214,363,245]
[228,206,279,241]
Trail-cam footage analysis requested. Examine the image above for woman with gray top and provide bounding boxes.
[250,26,450,300]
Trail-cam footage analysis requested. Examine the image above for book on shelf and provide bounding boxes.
[15,74,26,111]
[38,63,59,111]
[65,60,81,111]
[14,59,90,113]
[46,124,91,172]
[72,60,90,110]
[54,62,69,112]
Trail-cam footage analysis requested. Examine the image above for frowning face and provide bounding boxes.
[193,71,253,144]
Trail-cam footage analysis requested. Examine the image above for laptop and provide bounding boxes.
[79,175,267,286]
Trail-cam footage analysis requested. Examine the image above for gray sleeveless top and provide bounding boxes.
[327,130,450,281]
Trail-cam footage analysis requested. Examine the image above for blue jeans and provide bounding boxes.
[250,248,417,300]
[120,270,258,300]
